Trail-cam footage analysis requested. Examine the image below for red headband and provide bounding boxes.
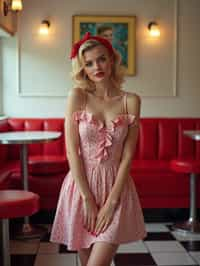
[70,32,114,59]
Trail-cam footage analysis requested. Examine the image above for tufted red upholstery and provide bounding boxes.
[0,118,68,209]
[28,155,68,175]
[130,118,200,208]
[0,117,200,209]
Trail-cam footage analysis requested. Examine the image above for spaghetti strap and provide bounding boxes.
[123,92,128,114]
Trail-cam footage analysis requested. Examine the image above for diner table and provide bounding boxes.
[172,130,200,234]
[0,131,61,238]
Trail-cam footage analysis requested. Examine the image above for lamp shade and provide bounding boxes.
[11,0,23,11]
[148,22,160,37]
[39,20,50,35]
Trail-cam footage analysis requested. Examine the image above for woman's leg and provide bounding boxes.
[78,246,93,266]
[87,242,118,266]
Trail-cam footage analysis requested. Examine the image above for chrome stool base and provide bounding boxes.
[15,223,47,240]
[172,220,200,234]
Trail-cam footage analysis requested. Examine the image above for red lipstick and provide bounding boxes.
[95,72,105,78]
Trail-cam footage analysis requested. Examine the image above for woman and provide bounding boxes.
[50,32,146,266]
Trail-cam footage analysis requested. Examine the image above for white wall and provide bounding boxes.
[1,0,200,118]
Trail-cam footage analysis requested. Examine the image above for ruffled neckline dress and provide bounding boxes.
[50,92,146,250]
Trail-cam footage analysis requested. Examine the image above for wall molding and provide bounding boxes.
[16,16,68,97]
[173,0,178,97]
[0,23,14,37]
[17,0,179,97]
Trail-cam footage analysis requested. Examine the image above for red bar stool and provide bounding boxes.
[0,190,40,266]
[170,159,200,233]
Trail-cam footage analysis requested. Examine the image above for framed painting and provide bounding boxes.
[72,15,136,75]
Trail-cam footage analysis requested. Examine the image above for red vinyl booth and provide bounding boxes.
[0,117,200,210]
[0,118,68,209]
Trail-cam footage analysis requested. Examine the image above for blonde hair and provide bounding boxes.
[71,39,125,91]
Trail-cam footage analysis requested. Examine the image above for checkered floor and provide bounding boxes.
[8,223,200,266]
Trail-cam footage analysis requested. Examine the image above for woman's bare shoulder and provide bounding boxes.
[126,91,141,102]
[126,91,141,114]
[68,87,85,99]
[66,88,86,113]
[68,87,85,104]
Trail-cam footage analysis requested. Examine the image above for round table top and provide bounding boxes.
[0,131,61,144]
[0,190,40,219]
[183,130,200,141]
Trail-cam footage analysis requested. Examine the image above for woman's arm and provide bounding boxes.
[94,93,141,235]
[107,93,141,205]
[65,87,98,232]
[65,87,93,200]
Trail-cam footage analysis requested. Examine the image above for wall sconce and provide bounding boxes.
[148,22,160,37]
[39,20,50,35]
[3,0,23,16]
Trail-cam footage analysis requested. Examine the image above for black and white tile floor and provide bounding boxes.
[8,223,200,266]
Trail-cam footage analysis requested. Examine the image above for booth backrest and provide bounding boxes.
[1,117,200,161]
[135,118,200,160]
[0,120,10,166]
[0,118,66,160]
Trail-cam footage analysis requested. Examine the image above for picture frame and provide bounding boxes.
[72,15,136,76]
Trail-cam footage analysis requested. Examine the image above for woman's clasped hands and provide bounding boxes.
[82,196,117,237]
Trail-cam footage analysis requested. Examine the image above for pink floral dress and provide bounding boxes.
[50,92,147,250]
